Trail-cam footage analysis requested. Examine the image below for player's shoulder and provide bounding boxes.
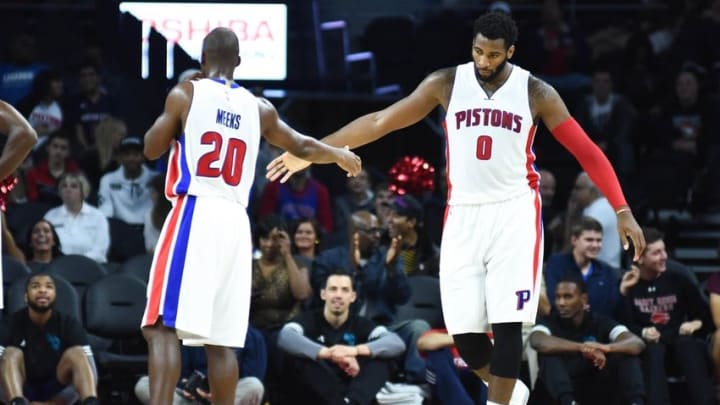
[527,74,561,105]
[426,66,457,87]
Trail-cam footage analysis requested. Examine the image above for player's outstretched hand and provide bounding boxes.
[335,145,362,178]
[617,210,645,262]
[266,152,311,183]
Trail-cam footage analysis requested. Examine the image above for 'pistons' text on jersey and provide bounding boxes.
[444,62,538,205]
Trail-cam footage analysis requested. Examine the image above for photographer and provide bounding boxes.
[134,326,266,405]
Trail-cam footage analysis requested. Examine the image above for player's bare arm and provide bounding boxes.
[266,68,454,182]
[258,97,361,176]
[529,75,646,259]
[528,75,571,130]
[322,67,455,149]
[0,100,37,180]
[143,82,193,160]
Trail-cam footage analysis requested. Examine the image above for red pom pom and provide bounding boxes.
[0,175,18,212]
[387,156,435,197]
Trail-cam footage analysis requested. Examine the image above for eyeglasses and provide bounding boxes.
[356,227,383,235]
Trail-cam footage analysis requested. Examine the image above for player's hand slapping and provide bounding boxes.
[335,145,362,178]
[266,152,312,183]
[617,209,646,262]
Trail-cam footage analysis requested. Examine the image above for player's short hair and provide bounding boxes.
[473,11,518,49]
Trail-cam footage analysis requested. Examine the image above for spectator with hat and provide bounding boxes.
[389,194,439,277]
[97,136,156,225]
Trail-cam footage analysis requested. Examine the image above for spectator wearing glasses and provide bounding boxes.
[311,210,430,383]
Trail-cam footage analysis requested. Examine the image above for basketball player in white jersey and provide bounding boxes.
[267,12,646,405]
[141,28,361,405]
[0,100,37,309]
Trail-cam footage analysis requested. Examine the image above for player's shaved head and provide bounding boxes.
[201,27,240,67]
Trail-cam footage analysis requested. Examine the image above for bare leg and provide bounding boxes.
[142,318,181,405]
[205,345,238,405]
[56,346,97,400]
[0,347,26,400]
[487,375,516,404]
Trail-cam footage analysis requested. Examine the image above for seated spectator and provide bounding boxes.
[545,216,621,317]
[539,168,564,259]
[572,172,622,269]
[389,195,438,277]
[0,33,48,105]
[143,174,170,254]
[619,227,714,405]
[573,66,637,180]
[98,137,156,225]
[333,169,374,242]
[43,173,109,263]
[250,215,312,332]
[0,273,99,405]
[417,328,487,405]
[22,219,62,272]
[312,210,429,383]
[250,215,312,403]
[134,326,266,405]
[290,217,323,272]
[277,270,405,405]
[16,69,65,146]
[66,60,117,150]
[371,182,395,237]
[24,130,79,206]
[77,116,125,192]
[258,168,333,233]
[530,274,645,405]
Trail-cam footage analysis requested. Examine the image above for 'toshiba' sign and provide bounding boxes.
[119,2,287,80]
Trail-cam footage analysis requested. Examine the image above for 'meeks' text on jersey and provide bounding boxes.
[165,78,261,207]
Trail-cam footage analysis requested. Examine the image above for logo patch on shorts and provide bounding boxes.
[515,289,531,310]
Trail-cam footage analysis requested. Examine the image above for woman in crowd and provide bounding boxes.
[23,219,62,271]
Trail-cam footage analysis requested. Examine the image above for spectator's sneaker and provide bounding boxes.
[508,380,530,405]
[9,398,29,405]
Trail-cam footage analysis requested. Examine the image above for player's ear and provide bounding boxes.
[507,44,515,59]
[236,55,241,67]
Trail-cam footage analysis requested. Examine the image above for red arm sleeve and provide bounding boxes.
[550,117,628,210]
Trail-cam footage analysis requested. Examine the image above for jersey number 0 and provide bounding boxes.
[196,131,247,186]
[476,135,493,160]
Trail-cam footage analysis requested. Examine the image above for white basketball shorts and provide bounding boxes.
[439,189,544,335]
[141,195,251,347]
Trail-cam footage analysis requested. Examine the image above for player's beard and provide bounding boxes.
[477,57,508,84]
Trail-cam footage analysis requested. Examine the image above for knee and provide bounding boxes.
[489,322,523,379]
[1,346,23,363]
[237,376,264,404]
[454,333,493,370]
[408,319,431,335]
[61,346,90,366]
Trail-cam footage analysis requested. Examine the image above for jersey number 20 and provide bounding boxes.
[476,135,493,160]
[196,131,247,186]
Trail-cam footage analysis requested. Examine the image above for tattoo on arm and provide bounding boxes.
[528,75,560,118]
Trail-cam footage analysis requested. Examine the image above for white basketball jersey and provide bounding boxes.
[444,62,539,205]
[165,78,261,207]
